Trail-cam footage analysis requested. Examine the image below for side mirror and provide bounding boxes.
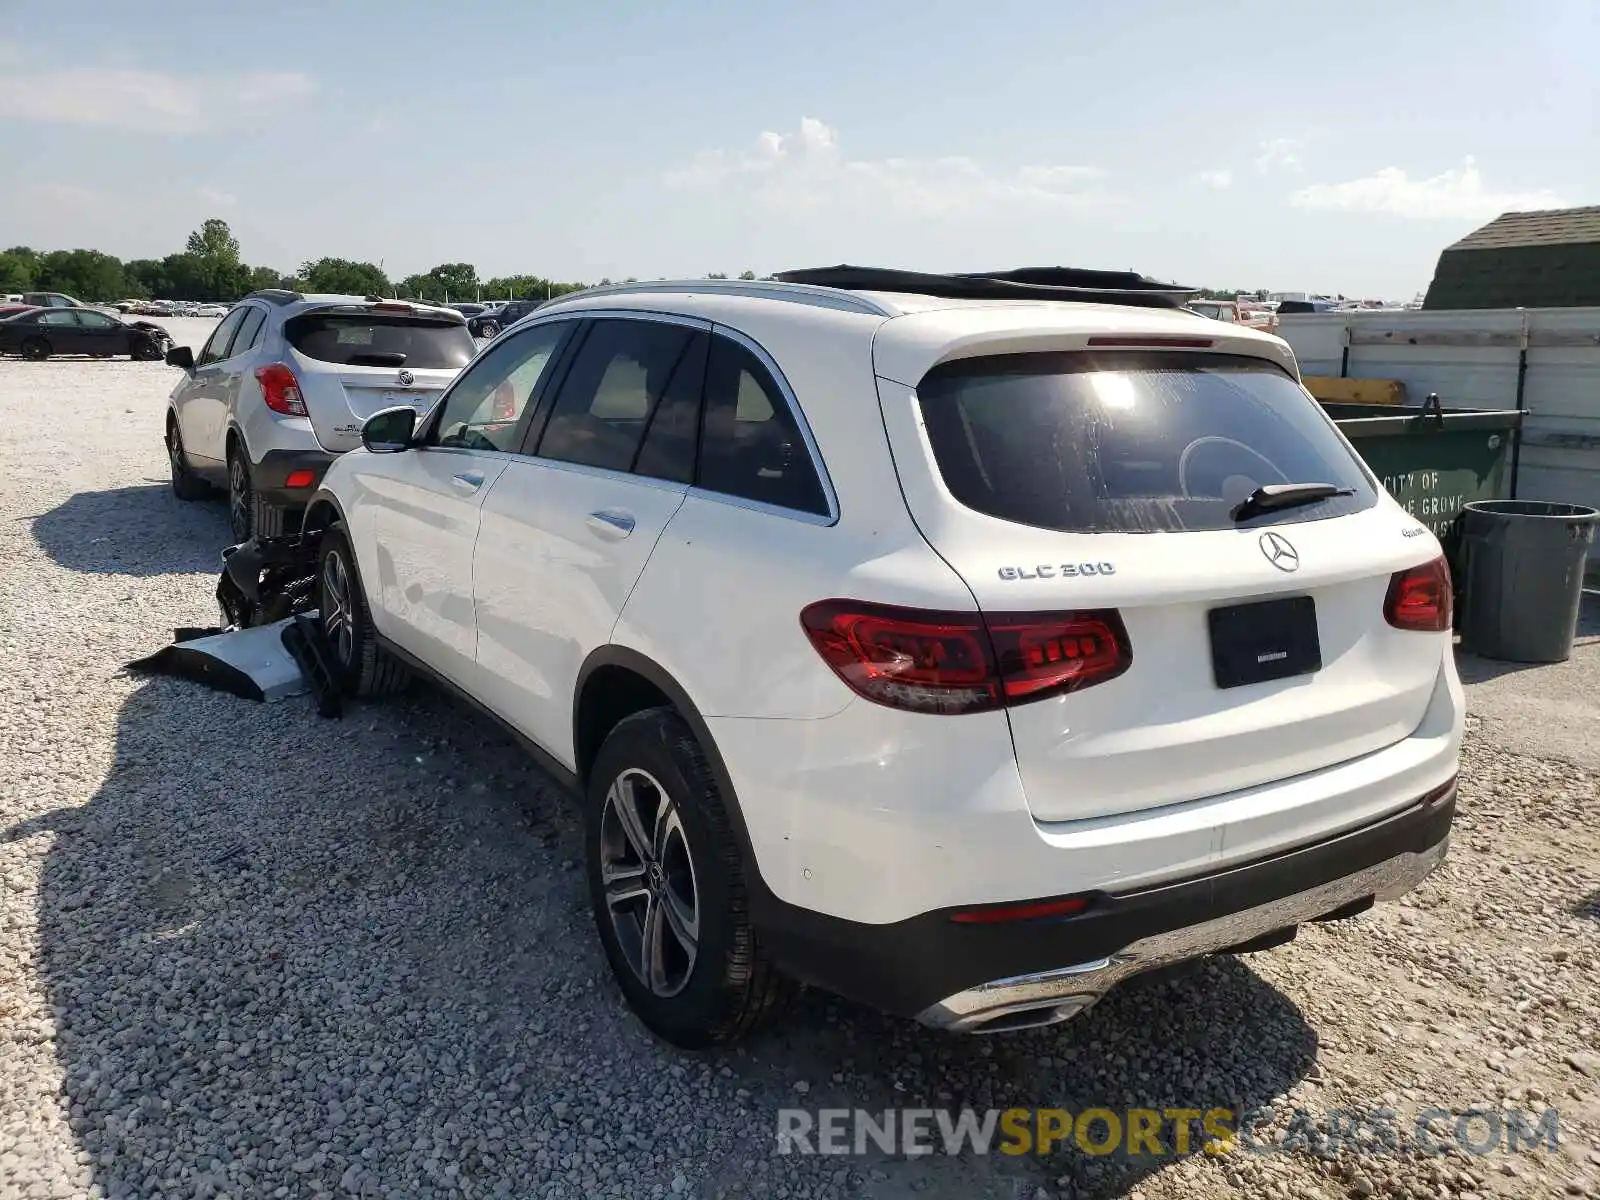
[362,406,418,453]
[165,345,194,371]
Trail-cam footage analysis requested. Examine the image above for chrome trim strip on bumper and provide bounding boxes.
[915,835,1449,1033]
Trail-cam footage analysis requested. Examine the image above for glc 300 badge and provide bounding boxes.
[998,562,1116,580]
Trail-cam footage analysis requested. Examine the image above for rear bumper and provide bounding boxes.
[756,783,1454,1025]
[252,448,338,510]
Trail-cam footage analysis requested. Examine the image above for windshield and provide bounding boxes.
[917,351,1377,533]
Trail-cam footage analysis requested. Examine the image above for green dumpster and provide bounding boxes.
[1319,396,1526,569]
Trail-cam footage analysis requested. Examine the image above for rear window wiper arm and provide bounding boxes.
[1231,482,1354,522]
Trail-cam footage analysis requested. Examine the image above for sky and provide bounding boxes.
[0,0,1594,298]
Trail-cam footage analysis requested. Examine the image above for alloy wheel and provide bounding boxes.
[228,455,251,541]
[598,768,700,998]
[320,549,355,668]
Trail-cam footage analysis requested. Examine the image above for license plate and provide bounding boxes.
[1207,596,1321,689]
[383,393,435,411]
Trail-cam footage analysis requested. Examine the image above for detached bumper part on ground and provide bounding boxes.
[127,619,309,703]
[128,536,341,714]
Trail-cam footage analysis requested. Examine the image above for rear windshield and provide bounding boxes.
[285,314,474,369]
[917,351,1376,533]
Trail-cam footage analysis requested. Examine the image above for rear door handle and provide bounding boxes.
[586,509,636,538]
[451,472,485,492]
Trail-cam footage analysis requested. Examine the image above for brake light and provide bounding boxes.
[283,469,317,489]
[1086,335,1214,348]
[1384,555,1452,632]
[799,601,1131,715]
[372,302,415,312]
[255,363,307,416]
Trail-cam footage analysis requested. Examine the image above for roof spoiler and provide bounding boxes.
[773,265,1197,309]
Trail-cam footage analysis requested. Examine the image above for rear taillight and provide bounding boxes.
[799,601,1131,715]
[988,612,1132,702]
[1384,555,1452,632]
[255,363,307,416]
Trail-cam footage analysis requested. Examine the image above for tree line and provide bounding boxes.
[0,216,1270,306]
[0,218,759,305]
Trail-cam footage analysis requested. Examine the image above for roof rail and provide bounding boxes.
[245,288,303,305]
[774,265,1197,310]
[537,277,896,317]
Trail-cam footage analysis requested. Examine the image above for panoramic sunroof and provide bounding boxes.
[773,265,1196,309]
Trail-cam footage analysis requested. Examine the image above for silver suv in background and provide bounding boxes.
[164,291,475,540]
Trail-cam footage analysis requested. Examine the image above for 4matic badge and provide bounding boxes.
[998,561,1116,581]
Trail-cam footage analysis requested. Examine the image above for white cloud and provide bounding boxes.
[1255,137,1305,174]
[1290,156,1565,220]
[1196,168,1233,190]
[664,117,1107,217]
[198,186,237,207]
[0,61,315,133]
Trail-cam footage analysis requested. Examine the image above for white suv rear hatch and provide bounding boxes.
[877,339,1448,824]
[283,306,475,452]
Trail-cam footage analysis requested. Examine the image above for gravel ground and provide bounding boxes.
[1,326,1598,1199]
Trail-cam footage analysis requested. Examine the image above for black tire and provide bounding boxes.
[585,708,792,1048]
[226,445,254,543]
[166,417,210,501]
[316,523,409,697]
[20,337,49,361]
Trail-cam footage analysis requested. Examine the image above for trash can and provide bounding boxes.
[1458,500,1599,663]
[1320,397,1525,570]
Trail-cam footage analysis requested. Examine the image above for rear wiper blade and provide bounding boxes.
[1231,482,1354,522]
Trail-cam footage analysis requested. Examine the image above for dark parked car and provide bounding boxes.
[0,307,173,360]
[21,291,87,309]
[1275,299,1339,314]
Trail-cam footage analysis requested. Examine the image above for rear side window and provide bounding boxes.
[536,319,699,473]
[633,333,707,483]
[697,335,828,516]
[285,314,474,369]
[233,306,267,355]
[918,351,1376,533]
[197,308,246,365]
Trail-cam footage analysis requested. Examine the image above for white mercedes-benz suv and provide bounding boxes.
[290,267,1462,1047]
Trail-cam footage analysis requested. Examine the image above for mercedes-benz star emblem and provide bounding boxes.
[1259,531,1300,572]
[397,369,415,387]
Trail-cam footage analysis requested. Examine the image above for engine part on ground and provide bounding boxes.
[219,536,318,629]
